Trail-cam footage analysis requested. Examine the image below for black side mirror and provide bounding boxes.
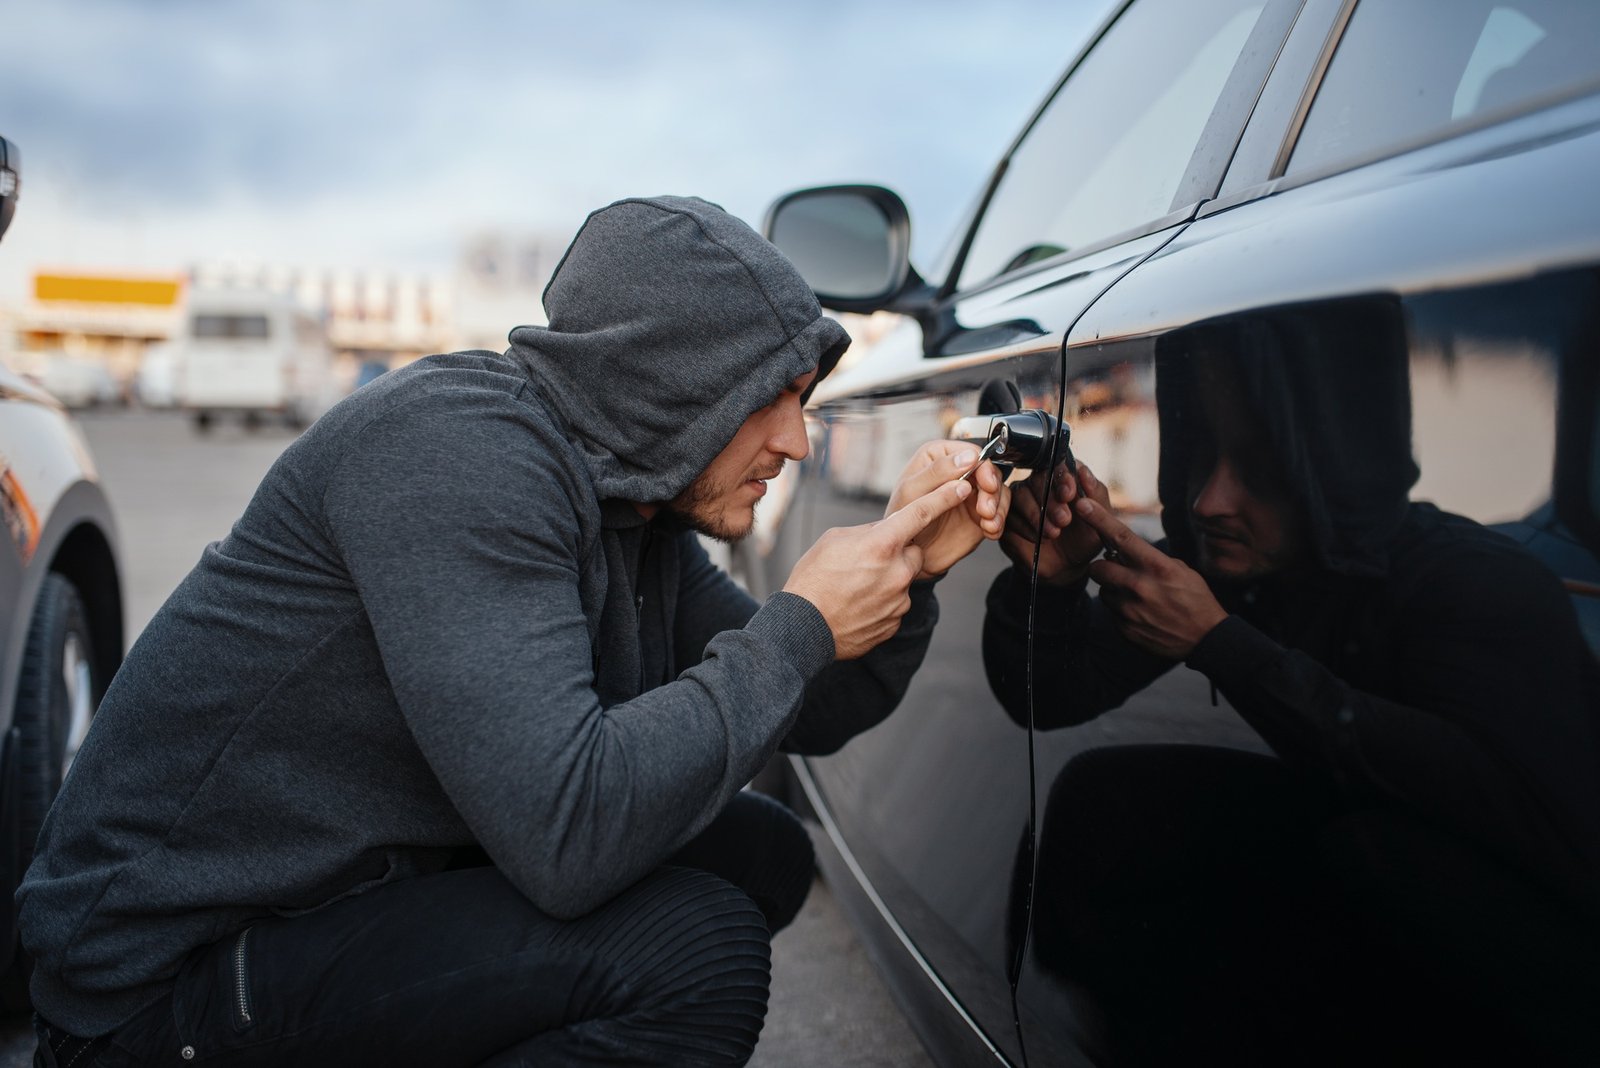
[764,185,928,314]
[0,137,18,244]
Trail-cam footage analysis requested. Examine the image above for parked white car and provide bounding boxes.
[11,353,119,410]
[173,289,335,431]
[134,343,179,409]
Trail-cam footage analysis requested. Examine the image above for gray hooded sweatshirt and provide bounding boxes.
[19,196,941,1037]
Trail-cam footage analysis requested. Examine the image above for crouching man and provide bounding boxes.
[19,197,1008,1067]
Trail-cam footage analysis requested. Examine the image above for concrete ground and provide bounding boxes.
[0,408,930,1067]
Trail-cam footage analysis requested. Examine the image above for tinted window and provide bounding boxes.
[1290,0,1600,175]
[193,314,270,340]
[958,0,1265,289]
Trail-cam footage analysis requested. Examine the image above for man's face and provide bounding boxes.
[666,369,817,542]
[1187,362,1306,583]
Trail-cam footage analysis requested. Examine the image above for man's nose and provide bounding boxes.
[771,400,809,461]
[1192,456,1244,517]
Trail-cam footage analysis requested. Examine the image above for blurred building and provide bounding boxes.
[0,233,877,407]
[451,231,564,351]
[0,272,185,404]
[192,260,453,365]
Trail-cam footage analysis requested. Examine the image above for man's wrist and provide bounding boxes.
[749,591,837,680]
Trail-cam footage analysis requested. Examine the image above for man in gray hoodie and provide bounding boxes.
[18,196,1006,1067]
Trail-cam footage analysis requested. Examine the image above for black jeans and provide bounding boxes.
[35,790,814,1067]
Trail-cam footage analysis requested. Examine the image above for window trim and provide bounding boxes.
[1270,0,1360,178]
[1273,0,1600,183]
[939,0,1137,300]
[946,0,1303,301]
[1204,0,1600,219]
[1170,0,1309,207]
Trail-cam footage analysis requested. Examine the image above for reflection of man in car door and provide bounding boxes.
[20,197,1006,1068]
[986,298,1600,1063]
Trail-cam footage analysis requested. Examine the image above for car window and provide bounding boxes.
[1289,0,1600,176]
[192,314,271,340]
[957,0,1266,290]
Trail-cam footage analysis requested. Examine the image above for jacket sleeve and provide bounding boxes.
[322,395,835,920]
[672,532,941,756]
[982,563,1178,728]
[1186,550,1600,903]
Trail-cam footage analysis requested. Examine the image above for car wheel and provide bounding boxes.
[2,574,99,1010]
[193,410,213,433]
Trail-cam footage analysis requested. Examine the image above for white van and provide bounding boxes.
[174,289,334,431]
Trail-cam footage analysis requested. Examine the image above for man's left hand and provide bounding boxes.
[886,440,1010,580]
[1074,498,1227,659]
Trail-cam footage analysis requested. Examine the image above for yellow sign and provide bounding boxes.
[34,273,184,307]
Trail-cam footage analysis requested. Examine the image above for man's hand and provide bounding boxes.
[1072,497,1228,659]
[1001,460,1113,586]
[885,440,1010,580]
[784,478,973,660]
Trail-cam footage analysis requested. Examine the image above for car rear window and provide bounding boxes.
[192,314,271,340]
[1289,0,1600,176]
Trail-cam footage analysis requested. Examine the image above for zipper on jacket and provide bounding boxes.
[232,927,254,1029]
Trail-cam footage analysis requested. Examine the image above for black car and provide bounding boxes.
[761,0,1600,1063]
[0,135,124,1004]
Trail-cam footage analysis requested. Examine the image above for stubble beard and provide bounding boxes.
[666,471,757,544]
[667,461,786,544]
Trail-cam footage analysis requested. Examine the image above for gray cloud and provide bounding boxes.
[0,0,1113,276]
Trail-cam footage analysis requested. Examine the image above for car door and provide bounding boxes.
[1017,1,1600,1061]
[764,0,1304,1060]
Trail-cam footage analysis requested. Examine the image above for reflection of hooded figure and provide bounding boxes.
[986,297,1600,1060]
[990,296,1600,903]
[20,198,936,1050]
[1153,302,1419,578]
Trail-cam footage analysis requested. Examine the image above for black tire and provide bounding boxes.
[3,574,99,1011]
[193,410,213,433]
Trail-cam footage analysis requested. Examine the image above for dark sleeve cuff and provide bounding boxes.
[904,579,938,627]
[990,563,1087,625]
[747,590,836,683]
[1184,615,1282,689]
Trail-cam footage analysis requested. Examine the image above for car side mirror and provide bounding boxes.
[764,185,929,315]
[0,136,19,244]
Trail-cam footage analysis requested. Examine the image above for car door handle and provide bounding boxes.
[949,410,1075,473]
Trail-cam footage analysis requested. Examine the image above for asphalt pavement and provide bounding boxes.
[0,408,931,1067]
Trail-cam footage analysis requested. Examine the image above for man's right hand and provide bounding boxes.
[784,478,973,660]
[1001,460,1113,586]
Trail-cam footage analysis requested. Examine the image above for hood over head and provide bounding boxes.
[1155,295,1420,578]
[507,195,850,504]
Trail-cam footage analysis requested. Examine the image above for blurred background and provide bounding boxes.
[1,0,1116,402]
[0,3,1115,1063]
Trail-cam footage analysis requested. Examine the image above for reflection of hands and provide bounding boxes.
[885,440,1010,581]
[1073,498,1227,659]
[1002,461,1113,586]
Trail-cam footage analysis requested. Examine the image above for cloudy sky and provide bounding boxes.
[0,1,1117,301]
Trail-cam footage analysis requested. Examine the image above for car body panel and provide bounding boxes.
[1014,34,1600,1066]
[768,1,1600,1062]
[0,369,118,724]
[0,135,124,982]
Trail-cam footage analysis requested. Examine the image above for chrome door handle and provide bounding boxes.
[949,410,1075,473]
